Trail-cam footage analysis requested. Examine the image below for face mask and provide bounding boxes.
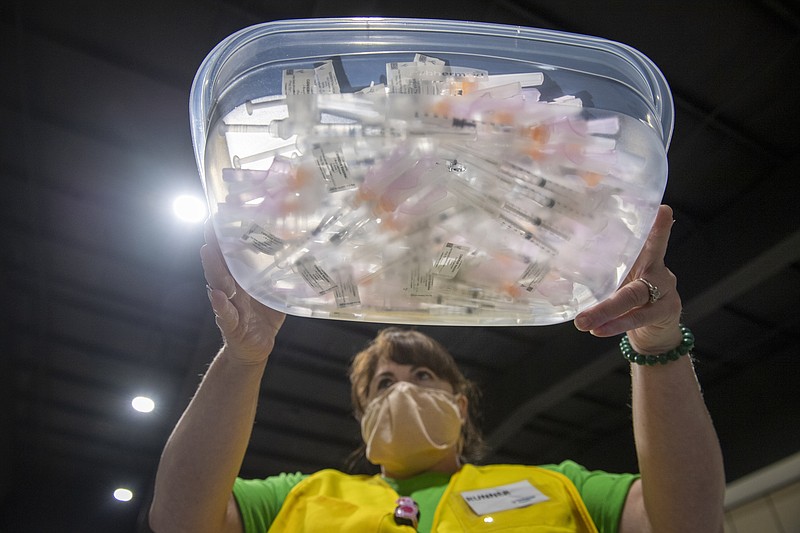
[360,381,464,478]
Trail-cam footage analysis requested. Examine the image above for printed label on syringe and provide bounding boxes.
[413,54,447,66]
[433,243,470,279]
[311,144,356,192]
[408,264,434,297]
[295,255,337,294]
[386,62,420,94]
[387,55,446,93]
[387,61,488,95]
[518,262,549,292]
[282,61,340,95]
[332,267,361,307]
[241,223,286,255]
[313,61,341,94]
[283,68,316,95]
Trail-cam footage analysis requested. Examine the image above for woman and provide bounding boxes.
[149,205,725,532]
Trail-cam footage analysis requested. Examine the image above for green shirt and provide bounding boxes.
[233,461,637,533]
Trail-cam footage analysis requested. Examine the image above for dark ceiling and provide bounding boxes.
[2,0,800,531]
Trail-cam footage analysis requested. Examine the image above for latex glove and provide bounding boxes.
[201,220,286,363]
[574,205,683,354]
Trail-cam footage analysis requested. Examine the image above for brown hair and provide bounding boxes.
[347,327,487,471]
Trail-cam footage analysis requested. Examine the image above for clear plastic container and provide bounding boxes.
[190,18,673,326]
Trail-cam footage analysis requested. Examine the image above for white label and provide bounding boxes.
[313,61,341,94]
[408,264,434,297]
[282,61,340,95]
[432,243,470,279]
[311,144,355,192]
[518,262,549,292]
[295,256,337,294]
[413,54,447,66]
[332,267,361,308]
[461,480,549,516]
[282,68,316,95]
[241,223,286,255]
[386,57,447,95]
[386,59,487,96]
[386,62,417,94]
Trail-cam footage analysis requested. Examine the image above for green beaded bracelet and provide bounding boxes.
[619,324,695,365]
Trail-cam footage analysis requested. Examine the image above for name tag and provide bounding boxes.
[461,480,549,515]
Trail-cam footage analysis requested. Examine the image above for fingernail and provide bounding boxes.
[574,315,591,331]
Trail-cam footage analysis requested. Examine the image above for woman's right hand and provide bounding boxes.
[201,220,286,364]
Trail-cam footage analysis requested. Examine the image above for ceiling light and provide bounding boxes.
[131,396,155,413]
[172,194,207,222]
[113,488,133,502]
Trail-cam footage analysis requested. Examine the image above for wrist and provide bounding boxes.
[621,325,694,366]
[626,323,682,355]
[217,343,271,368]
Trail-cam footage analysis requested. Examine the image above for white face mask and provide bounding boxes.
[360,381,464,478]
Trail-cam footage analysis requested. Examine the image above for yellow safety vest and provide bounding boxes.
[269,464,598,532]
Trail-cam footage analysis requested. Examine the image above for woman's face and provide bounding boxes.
[366,360,455,404]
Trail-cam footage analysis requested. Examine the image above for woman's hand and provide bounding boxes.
[201,220,286,364]
[574,205,682,354]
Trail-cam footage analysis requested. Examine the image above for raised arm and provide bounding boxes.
[575,205,725,533]
[149,221,286,533]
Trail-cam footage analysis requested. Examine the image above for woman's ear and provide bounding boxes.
[456,393,469,422]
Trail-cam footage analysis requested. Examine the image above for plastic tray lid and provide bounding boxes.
[190,18,674,326]
[191,18,673,178]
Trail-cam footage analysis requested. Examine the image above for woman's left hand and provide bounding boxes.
[574,204,683,354]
